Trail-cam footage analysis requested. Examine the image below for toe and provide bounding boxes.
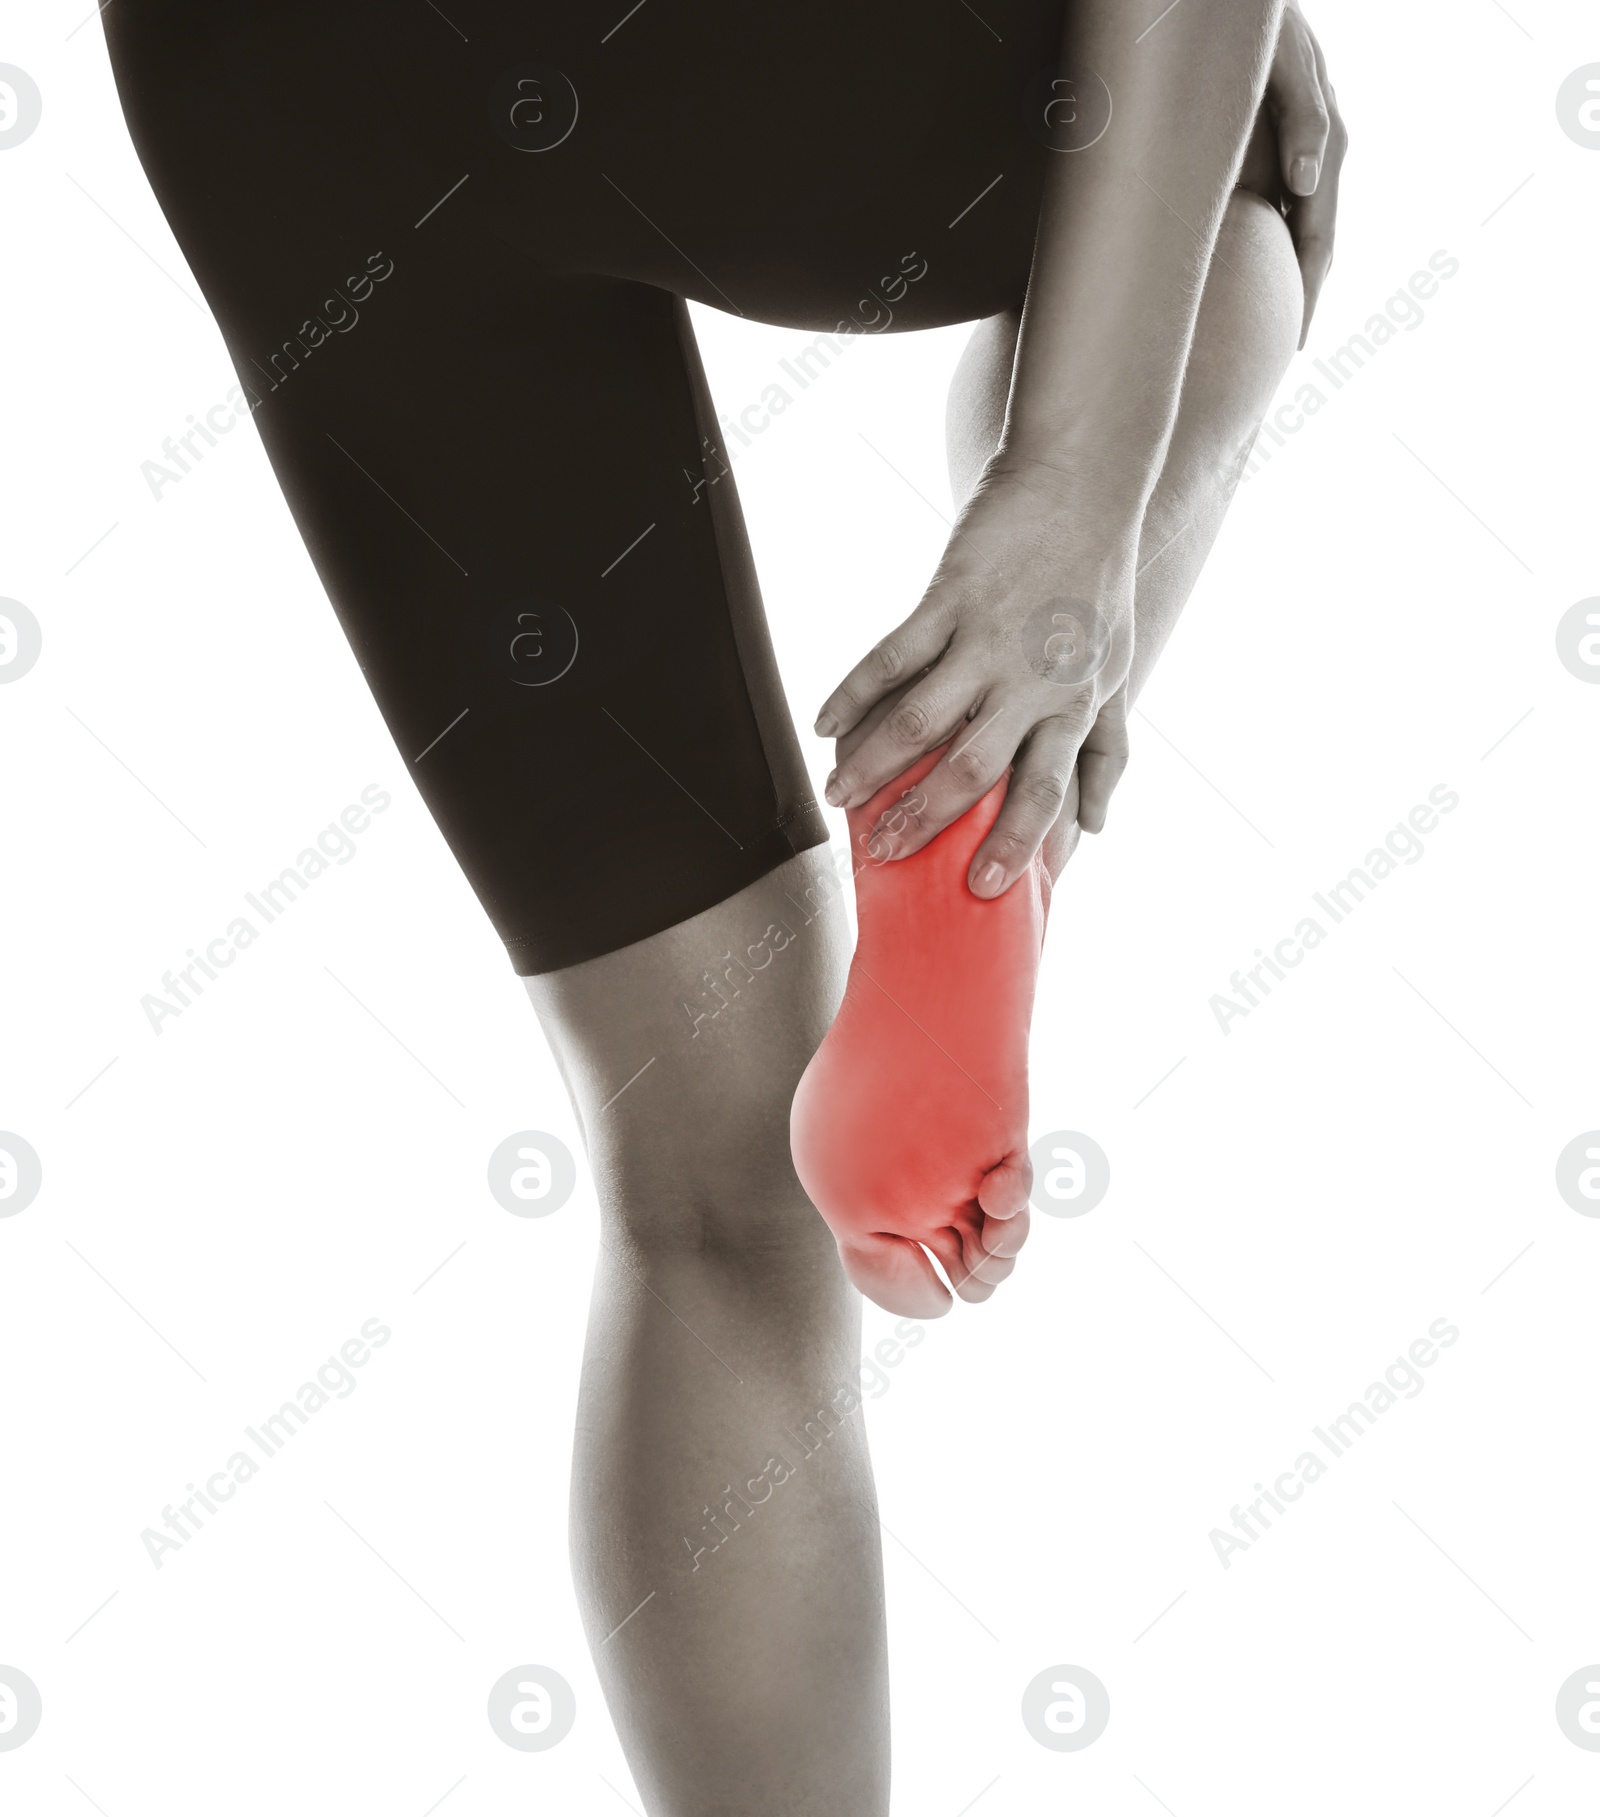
[925,1223,1000,1304]
[978,1150,1032,1221]
[966,1248,1017,1288]
[837,1233,953,1319]
[981,1203,1031,1260]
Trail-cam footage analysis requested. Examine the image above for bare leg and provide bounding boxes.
[524,848,890,1817]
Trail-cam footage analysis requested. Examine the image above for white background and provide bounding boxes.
[3,0,1598,1812]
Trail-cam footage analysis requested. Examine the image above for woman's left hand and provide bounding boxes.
[814,459,1137,897]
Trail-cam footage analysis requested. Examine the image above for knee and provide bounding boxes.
[1173,192,1302,477]
[600,1164,846,1323]
[588,1041,836,1263]
[1216,189,1302,340]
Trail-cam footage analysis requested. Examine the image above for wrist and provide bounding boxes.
[980,449,1149,560]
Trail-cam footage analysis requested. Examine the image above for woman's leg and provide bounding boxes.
[101,14,883,1801]
[948,184,1305,755]
[525,847,890,1817]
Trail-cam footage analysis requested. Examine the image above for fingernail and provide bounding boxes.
[1290,155,1319,196]
[824,774,847,807]
[815,712,839,738]
[972,861,1006,897]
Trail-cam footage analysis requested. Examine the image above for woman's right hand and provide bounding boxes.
[814,457,1137,899]
[1264,2,1349,347]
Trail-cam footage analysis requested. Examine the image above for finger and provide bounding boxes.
[1289,46,1348,346]
[858,698,1035,861]
[825,655,988,810]
[1075,693,1130,834]
[1285,122,1344,345]
[814,606,952,742]
[833,667,935,768]
[1269,15,1331,199]
[967,714,1088,898]
[1040,766,1082,880]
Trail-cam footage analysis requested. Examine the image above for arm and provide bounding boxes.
[1005,0,1282,515]
[816,0,1285,894]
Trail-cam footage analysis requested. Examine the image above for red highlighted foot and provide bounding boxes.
[790,748,1048,1317]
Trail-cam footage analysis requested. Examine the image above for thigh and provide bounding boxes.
[107,0,1060,329]
[104,3,829,977]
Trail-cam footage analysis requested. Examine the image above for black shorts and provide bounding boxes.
[103,0,1060,973]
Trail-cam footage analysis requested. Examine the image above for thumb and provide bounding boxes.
[1271,25,1331,197]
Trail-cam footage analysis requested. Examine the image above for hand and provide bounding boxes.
[814,460,1135,897]
[1264,2,1348,347]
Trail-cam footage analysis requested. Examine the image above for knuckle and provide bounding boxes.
[886,697,931,744]
[1287,101,1329,142]
[947,741,993,787]
[1017,770,1067,818]
[1098,694,1130,733]
[868,640,905,687]
[986,827,1035,865]
[1057,695,1098,739]
[1085,745,1127,786]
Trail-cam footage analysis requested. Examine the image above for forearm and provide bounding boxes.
[1002,0,1283,524]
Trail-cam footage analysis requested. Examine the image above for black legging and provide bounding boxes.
[104,0,1061,972]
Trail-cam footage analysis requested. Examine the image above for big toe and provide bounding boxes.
[837,1233,953,1319]
[978,1150,1032,1221]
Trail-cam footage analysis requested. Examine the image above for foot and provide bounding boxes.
[790,747,1049,1317]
